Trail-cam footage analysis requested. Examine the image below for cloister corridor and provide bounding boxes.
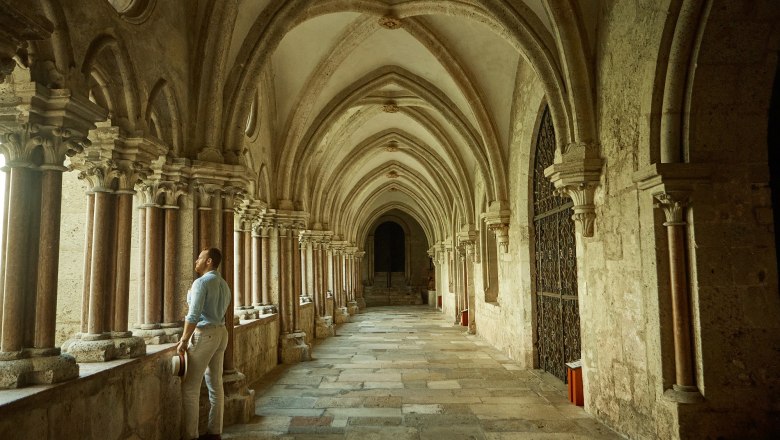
[223,306,622,440]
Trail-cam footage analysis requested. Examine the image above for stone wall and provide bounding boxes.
[0,316,281,440]
[472,58,542,369]
[299,302,315,346]
[233,314,280,384]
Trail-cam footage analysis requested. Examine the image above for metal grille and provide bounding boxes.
[532,106,581,382]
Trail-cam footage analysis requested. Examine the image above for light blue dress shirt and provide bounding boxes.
[185,270,231,327]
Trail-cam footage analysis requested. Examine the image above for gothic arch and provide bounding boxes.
[145,78,182,154]
[81,33,141,133]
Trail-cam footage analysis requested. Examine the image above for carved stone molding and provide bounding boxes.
[457,229,479,264]
[384,142,399,152]
[385,170,399,179]
[197,146,224,163]
[545,158,602,237]
[192,182,221,210]
[483,201,511,253]
[378,16,402,30]
[381,103,399,113]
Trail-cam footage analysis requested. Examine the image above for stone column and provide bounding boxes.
[233,226,244,310]
[81,193,95,333]
[0,127,78,386]
[293,227,303,332]
[259,221,273,311]
[113,189,134,336]
[251,222,262,307]
[278,217,310,363]
[243,226,252,313]
[159,182,185,341]
[314,237,335,338]
[346,250,359,315]
[367,235,374,285]
[144,205,163,328]
[220,188,255,424]
[655,192,704,403]
[136,199,146,328]
[355,251,366,310]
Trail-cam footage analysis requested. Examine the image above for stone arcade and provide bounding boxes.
[0,1,778,439]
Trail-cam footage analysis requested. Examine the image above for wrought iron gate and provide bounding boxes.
[532,106,581,381]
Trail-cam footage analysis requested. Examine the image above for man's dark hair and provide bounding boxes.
[205,247,222,269]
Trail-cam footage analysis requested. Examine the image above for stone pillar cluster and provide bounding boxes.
[130,164,187,345]
[0,73,111,387]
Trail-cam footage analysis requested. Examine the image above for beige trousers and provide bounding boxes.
[181,325,229,439]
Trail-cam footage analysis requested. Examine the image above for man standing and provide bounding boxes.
[178,248,231,440]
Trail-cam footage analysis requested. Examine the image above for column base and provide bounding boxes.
[315,316,335,339]
[63,335,146,362]
[347,301,359,315]
[0,352,79,389]
[222,370,256,426]
[279,332,311,364]
[334,307,350,324]
[356,297,366,310]
[257,304,278,315]
[236,308,258,320]
[664,385,705,404]
[132,327,181,344]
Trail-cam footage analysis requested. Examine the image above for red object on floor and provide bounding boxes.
[460,309,468,326]
[567,364,584,406]
[437,296,442,307]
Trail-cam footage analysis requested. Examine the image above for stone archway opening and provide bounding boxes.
[362,212,429,307]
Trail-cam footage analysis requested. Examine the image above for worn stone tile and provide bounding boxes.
[313,397,364,408]
[419,425,487,440]
[345,426,420,440]
[348,416,403,426]
[241,306,617,439]
[427,380,461,389]
[362,396,403,408]
[402,403,444,414]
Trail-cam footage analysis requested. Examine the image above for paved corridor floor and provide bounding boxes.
[224,306,623,440]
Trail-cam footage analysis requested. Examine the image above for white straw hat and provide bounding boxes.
[171,350,188,378]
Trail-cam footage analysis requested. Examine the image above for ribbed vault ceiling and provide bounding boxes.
[215,0,598,246]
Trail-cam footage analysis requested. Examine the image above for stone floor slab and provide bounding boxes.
[224,306,623,440]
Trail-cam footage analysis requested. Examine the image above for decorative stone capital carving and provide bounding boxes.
[158,180,188,208]
[221,186,245,211]
[192,182,221,210]
[545,158,602,237]
[381,103,399,113]
[457,228,479,263]
[654,192,689,226]
[634,162,710,227]
[77,159,119,193]
[483,201,511,253]
[0,123,42,165]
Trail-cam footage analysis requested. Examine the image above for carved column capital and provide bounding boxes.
[654,191,689,226]
[457,229,479,263]
[544,157,602,238]
[0,123,43,165]
[77,159,119,193]
[192,182,221,210]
